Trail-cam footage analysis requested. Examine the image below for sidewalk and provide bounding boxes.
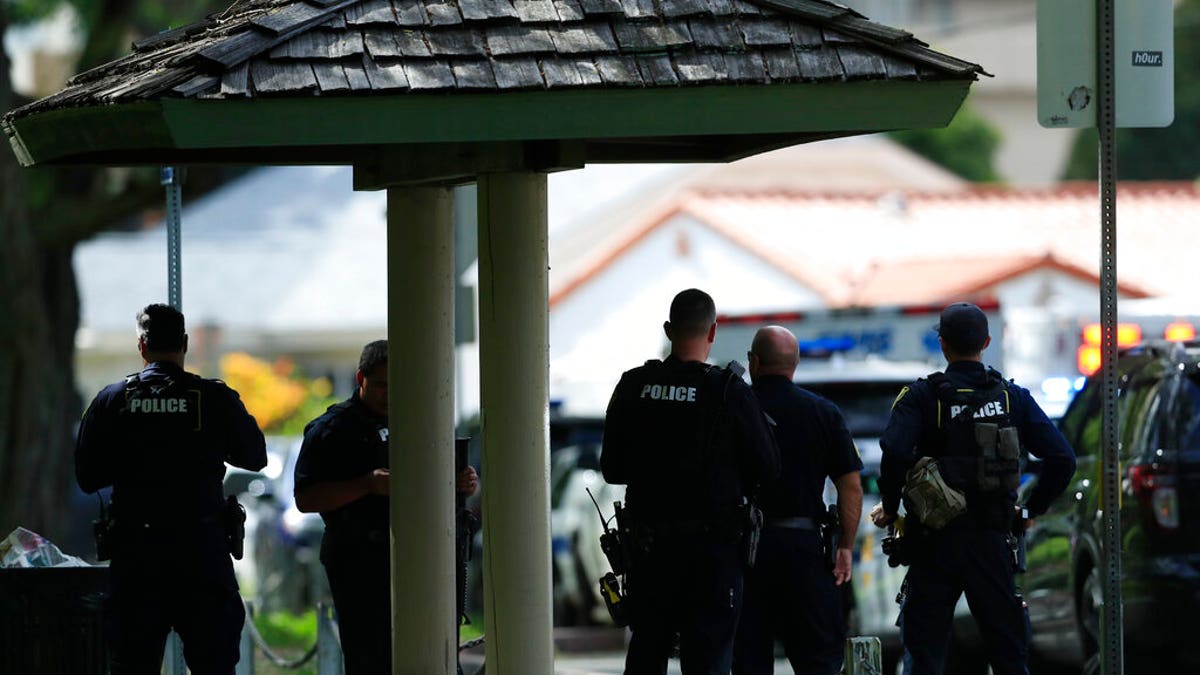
[462,652,798,674]
[460,627,800,675]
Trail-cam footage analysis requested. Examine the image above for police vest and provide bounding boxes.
[114,369,229,523]
[621,358,749,521]
[927,369,1021,498]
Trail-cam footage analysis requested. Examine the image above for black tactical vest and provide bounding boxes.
[926,369,1021,524]
[620,358,748,523]
[117,370,223,520]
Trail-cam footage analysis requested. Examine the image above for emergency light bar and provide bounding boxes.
[715,299,1001,325]
[1077,321,1198,375]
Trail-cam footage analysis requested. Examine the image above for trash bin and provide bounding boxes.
[0,566,110,675]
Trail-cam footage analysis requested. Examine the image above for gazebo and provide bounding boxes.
[4,0,985,672]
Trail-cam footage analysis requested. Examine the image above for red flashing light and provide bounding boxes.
[716,312,805,325]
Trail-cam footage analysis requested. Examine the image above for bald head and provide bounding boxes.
[749,325,799,379]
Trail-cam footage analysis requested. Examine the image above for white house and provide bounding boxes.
[546,176,1200,414]
[74,139,1200,421]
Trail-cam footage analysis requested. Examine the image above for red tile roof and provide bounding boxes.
[550,182,1200,308]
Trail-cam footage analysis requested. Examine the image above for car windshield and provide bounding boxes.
[797,380,905,438]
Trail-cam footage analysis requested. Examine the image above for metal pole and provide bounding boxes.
[1096,0,1124,673]
[317,601,345,675]
[161,167,183,310]
[237,604,256,675]
[386,186,457,674]
[477,172,554,675]
[163,631,186,675]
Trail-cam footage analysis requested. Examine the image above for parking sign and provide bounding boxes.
[1037,0,1174,128]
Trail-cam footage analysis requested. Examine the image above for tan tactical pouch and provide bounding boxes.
[904,457,968,529]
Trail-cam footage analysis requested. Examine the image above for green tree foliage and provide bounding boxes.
[889,102,1003,183]
[1062,0,1200,180]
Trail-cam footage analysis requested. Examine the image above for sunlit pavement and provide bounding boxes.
[552,654,797,674]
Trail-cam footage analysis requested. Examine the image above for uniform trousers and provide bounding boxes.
[108,526,244,675]
[324,543,392,675]
[624,531,743,675]
[733,528,844,675]
[900,523,1031,675]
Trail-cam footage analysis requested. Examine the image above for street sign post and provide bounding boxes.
[1036,1,1178,673]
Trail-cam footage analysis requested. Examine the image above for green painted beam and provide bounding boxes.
[5,79,970,168]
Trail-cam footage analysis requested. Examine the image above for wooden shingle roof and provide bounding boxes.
[11,0,982,115]
[3,0,986,174]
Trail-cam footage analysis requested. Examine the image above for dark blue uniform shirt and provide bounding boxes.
[752,374,863,519]
[75,361,267,522]
[878,360,1075,519]
[294,392,389,557]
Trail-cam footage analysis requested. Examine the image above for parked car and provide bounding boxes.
[223,438,289,602]
[462,413,605,623]
[549,442,624,625]
[244,435,330,614]
[1017,340,1200,674]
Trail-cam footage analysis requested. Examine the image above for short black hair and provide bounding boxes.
[668,288,716,339]
[358,339,388,378]
[137,304,186,352]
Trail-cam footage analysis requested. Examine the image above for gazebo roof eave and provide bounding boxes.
[5,78,972,172]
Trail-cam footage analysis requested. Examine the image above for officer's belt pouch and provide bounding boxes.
[975,423,1021,493]
[904,457,968,530]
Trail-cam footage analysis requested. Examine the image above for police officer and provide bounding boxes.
[293,339,479,675]
[601,288,780,675]
[733,326,863,675]
[75,303,267,674]
[870,302,1076,675]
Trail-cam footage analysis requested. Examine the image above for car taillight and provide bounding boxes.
[1128,464,1180,531]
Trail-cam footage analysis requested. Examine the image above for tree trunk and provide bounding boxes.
[0,0,239,553]
[0,7,82,548]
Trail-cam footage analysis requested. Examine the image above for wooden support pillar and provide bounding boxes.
[386,186,457,674]
[477,172,554,675]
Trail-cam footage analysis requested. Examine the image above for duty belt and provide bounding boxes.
[643,518,737,537]
[130,512,222,530]
[765,516,817,530]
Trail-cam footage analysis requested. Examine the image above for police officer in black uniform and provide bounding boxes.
[75,303,267,674]
[293,339,478,675]
[601,288,780,675]
[734,326,863,675]
[870,302,1076,675]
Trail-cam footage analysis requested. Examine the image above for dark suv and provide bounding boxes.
[1021,340,1200,672]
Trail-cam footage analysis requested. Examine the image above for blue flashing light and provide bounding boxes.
[922,330,941,353]
[797,336,856,356]
[1040,377,1076,402]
